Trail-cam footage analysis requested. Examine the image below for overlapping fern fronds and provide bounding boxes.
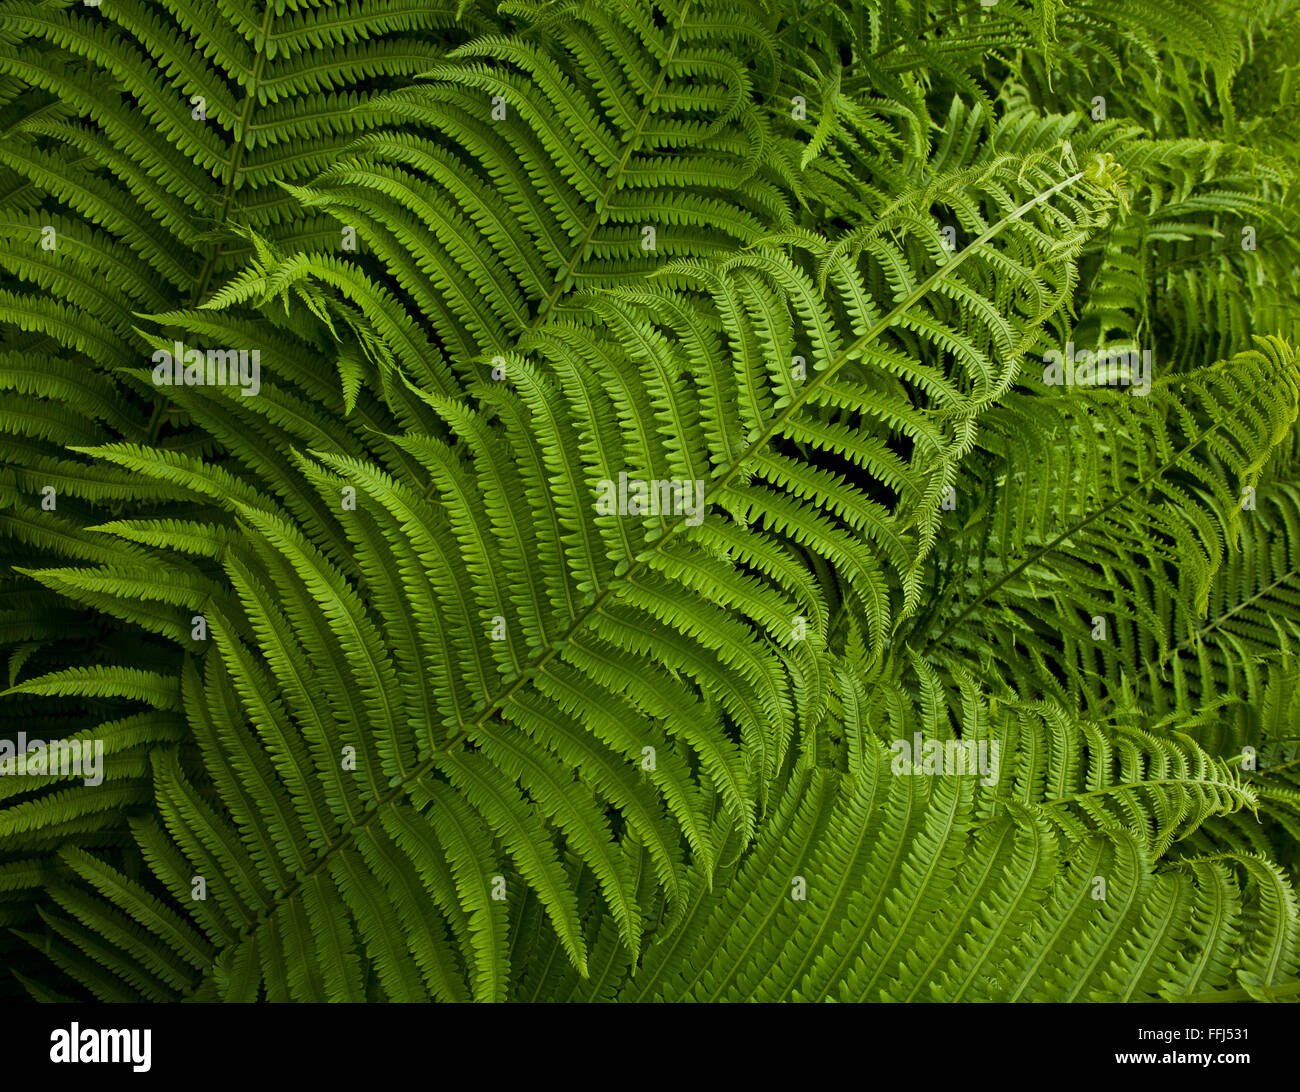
[1,0,1299,1002]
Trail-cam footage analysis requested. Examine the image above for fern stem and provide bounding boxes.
[869,0,994,61]
[524,2,694,333]
[191,2,279,306]
[927,391,1263,651]
[1165,566,1300,659]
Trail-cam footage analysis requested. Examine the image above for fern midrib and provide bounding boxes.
[768,773,887,1000]
[523,0,694,334]
[1195,851,1290,984]
[1061,846,1144,1002]
[418,4,693,505]
[946,821,1041,1000]
[434,172,1091,752]
[1115,883,1185,1001]
[1165,563,1300,661]
[692,778,832,1002]
[190,2,279,308]
[1043,775,1247,809]
[1006,837,1107,1000]
[926,376,1273,651]
[178,167,1093,997]
[1172,980,1300,1002]
[852,780,967,1000]
[1172,859,1230,996]
[144,3,279,448]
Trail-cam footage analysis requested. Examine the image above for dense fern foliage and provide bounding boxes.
[1,0,1298,1003]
